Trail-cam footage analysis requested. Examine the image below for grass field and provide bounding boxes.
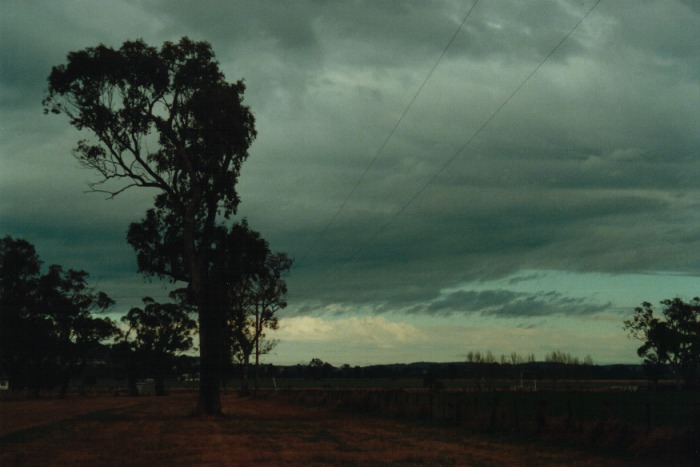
[1,389,698,465]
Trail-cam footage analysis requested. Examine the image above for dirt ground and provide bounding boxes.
[0,393,638,466]
[0,396,140,437]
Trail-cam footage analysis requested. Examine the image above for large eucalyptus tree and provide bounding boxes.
[44,38,256,414]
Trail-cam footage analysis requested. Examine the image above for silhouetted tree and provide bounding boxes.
[339,364,353,378]
[309,357,326,379]
[624,298,700,387]
[228,248,292,392]
[200,221,291,395]
[122,294,197,395]
[0,237,48,392]
[39,265,118,398]
[45,37,256,414]
[0,237,118,396]
[110,340,140,396]
[206,221,266,395]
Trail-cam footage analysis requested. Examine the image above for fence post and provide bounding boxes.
[441,391,446,420]
[489,394,501,431]
[601,399,610,427]
[428,389,434,423]
[456,393,464,427]
[537,400,547,433]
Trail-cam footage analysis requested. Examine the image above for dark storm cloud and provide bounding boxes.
[0,1,162,108]
[0,3,64,108]
[1,0,698,320]
[140,0,320,50]
[283,172,696,305]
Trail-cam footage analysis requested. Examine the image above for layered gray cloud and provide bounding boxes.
[424,289,610,317]
[1,0,698,322]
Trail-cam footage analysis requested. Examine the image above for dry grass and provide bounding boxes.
[0,393,640,466]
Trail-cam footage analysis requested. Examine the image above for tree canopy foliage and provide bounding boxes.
[220,221,292,394]
[45,37,258,413]
[624,297,700,386]
[121,294,197,396]
[43,38,255,214]
[0,236,118,395]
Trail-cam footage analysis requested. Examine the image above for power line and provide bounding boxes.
[344,0,603,264]
[295,0,480,268]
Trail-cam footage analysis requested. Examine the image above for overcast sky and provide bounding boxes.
[1,0,698,366]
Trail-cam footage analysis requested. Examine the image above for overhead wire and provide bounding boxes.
[295,0,480,268]
[341,0,603,264]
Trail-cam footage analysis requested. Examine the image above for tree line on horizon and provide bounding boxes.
[0,234,290,397]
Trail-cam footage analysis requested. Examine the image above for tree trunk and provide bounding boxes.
[153,354,167,396]
[240,353,251,396]
[184,209,223,416]
[58,375,70,399]
[58,361,82,399]
[196,301,223,415]
[254,328,260,391]
[127,371,138,397]
[155,376,166,396]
